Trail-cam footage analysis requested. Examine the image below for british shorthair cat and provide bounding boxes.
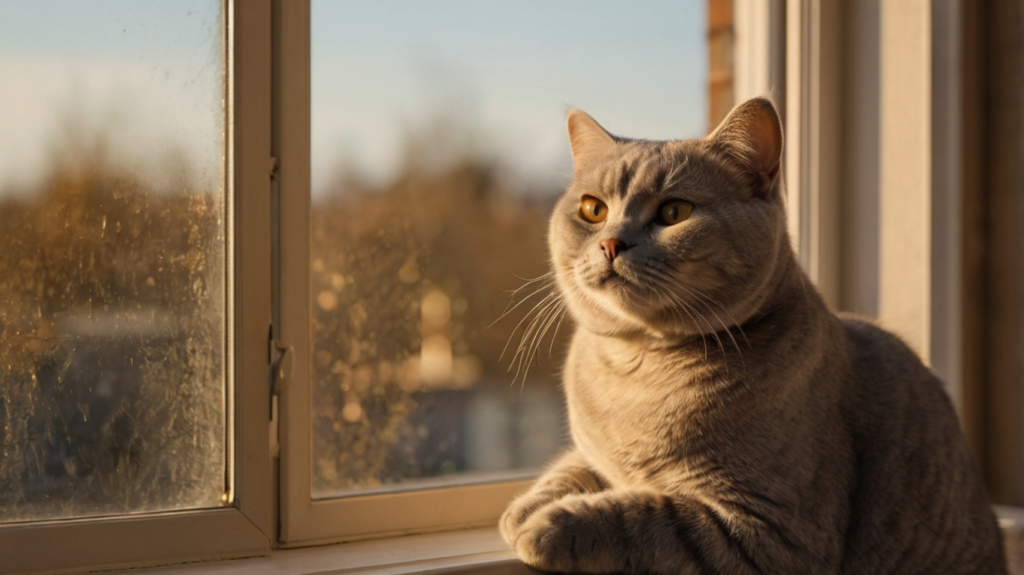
[499,98,1005,574]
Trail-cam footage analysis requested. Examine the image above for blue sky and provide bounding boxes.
[0,1,707,196]
[0,0,222,194]
[312,0,707,192]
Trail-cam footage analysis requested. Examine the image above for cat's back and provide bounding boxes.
[836,316,1005,574]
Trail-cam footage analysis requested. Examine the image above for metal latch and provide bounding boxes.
[271,339,293,397]
[269,339,292,457]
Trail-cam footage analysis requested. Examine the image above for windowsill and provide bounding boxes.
[105,527,538,574]
[69,505,1024,574]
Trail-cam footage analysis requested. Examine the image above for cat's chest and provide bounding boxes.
[563,335,711,486]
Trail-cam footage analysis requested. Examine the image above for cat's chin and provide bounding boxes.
[560,264,723,343]
[564,285,703,344]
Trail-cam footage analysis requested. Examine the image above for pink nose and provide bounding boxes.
[600,238,626,261]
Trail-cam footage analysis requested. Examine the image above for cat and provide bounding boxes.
[499,97,1006,574]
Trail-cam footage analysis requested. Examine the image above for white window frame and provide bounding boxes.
[0,1,276,571]
[783,0,965,410]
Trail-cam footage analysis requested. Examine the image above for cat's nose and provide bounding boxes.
[600,238,628,261]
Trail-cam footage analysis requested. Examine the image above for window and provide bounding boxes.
[0,2,272,571]
[7,1,1016,573]
[0,0,229,525]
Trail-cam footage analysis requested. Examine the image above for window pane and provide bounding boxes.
[311,0,707,496]
[0,1,227,522]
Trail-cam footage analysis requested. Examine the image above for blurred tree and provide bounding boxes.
[311,130,567,492]
[0,129,225,520]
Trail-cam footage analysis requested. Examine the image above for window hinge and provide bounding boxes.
[269,338,292,458]
[271,339,293,396]
[269,156,280,182]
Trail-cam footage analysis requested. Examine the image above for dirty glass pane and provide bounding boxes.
[0,1,227,522]
[310,1,707,496]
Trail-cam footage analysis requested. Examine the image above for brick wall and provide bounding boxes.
[707,0,734,130]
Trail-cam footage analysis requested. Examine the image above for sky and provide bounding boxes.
[0,0,223,195]
[0,0,707,197]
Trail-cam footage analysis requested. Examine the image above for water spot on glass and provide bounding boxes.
[317,290,338,311]
[341,401,362,422]
[330,273,346,291]
[378,361,394,382]
[348,302,368,328]
[398,358,420,392]
[353,365,374,392]
[397,255,420,284]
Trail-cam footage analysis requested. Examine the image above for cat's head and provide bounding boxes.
[549,97,789,341]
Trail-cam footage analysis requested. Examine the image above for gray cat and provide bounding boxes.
[499,97,1006,574]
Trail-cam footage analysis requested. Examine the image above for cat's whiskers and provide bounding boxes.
[502,282,567,389]
[684,285,752,351]
[679,289,740,374]
[508,299,555,387]
[665,287,721,365]
[650,283,708,360]
[642,262,741,363]
[547,301,569,357]
[676,284,748,371]
[489,273,556,329]
[515,296,560,366]
[520,298,566,388]
[499,290,558,362]
[642,266,724,364]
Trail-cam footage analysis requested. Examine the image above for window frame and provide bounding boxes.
[272,0,534,546]
[0,1,276,571]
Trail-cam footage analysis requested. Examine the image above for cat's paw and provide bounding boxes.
[500,491,555,546]
[499,499,532,545]
[510,496,620,574]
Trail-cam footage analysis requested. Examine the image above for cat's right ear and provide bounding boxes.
[567,110,616,170]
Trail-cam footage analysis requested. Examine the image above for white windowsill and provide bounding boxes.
[104,527,537,575]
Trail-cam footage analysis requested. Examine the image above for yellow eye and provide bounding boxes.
[658,200,694,225]
[579,196,608,223]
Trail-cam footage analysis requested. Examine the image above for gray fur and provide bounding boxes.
[500,98,1005,574]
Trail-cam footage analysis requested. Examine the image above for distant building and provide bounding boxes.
[707,0,734,130]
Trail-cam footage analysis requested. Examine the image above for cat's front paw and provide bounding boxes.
[510,496,620,574]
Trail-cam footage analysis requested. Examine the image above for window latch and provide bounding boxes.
[269,339,292,457]
[271,339,293,396]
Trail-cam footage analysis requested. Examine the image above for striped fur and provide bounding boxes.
[499,98,1005,574]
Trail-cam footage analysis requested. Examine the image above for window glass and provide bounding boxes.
[311,0,707,496]
[0,1,227,522]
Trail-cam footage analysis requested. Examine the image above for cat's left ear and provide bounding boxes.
[709,97,783,198]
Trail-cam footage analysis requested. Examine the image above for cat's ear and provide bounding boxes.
[567,109,616,170]
[709,97,783,197]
